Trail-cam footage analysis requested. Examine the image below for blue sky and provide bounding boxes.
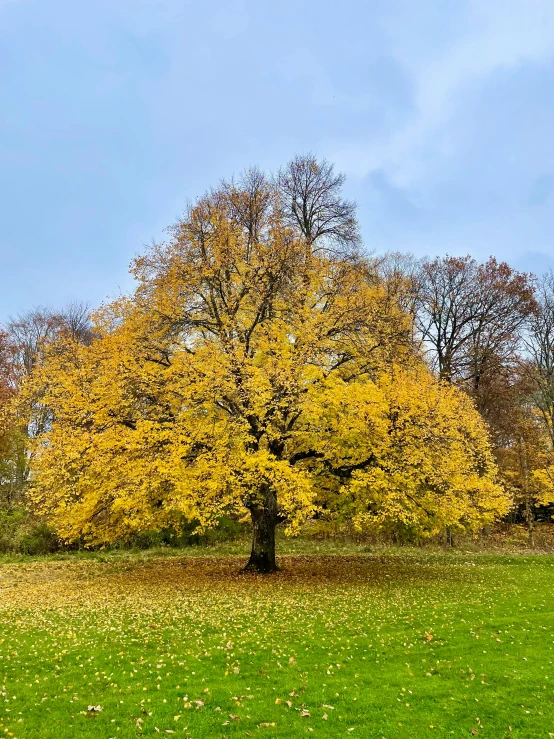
[1,0,554,319]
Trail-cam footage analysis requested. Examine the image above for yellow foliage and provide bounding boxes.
[21,182,509,549]
[330,368,509,536]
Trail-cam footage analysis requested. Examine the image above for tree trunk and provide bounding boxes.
[524,499,535,549]
[244,489,280,573]
[520,435,535,549]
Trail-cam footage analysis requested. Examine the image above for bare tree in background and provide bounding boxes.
[8,307,60,381]
[0,302,94,500]
[415,256,536,400]
[7,301,93,384]
[0,330,20,506]
[375,252,423,345]
[58,301,95,345]
[277,154,360,254]
[526,271,554,451]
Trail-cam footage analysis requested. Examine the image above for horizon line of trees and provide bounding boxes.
[1,155,554,566]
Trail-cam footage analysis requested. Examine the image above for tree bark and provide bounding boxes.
[520,435,535,549]
[524,499,535,549]
[244,487,280,573]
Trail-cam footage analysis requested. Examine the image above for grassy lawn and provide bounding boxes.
[1,546,554,738]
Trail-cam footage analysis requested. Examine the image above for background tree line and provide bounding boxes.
[1,155,553,561]
[380,252,554,545]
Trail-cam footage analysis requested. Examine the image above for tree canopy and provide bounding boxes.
[21,159,510,571]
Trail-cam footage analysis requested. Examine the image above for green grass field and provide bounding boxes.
[1,545,554,738]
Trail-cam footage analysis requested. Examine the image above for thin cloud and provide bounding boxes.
[334,0,554,186]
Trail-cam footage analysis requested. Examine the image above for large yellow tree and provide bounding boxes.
[25,159,509,570]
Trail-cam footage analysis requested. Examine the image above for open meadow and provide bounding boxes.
[1,546,554,739]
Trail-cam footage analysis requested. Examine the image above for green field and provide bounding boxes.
[1,547,553,738]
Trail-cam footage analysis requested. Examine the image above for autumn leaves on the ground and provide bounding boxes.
[1,549,554,738]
